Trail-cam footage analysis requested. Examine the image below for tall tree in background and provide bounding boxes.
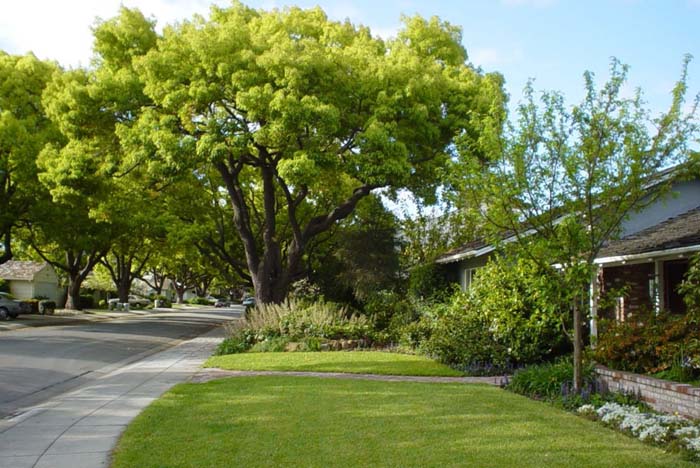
[37,8,167,305]
[311,195,401,304]
[467,58,699,391]
[126,3,506,303]
[0,53,59,264]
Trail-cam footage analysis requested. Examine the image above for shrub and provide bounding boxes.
[507,357,595,401]
[363,290,415,333]
[187,297,210,305]
[216,328,256,355]
[79,295,95,309]
[679,253,700,311]
[250,336,290,353]
[408,263,450,300]
[0,279,8,293]
[153,295,172,308]
[594,312,700,379]
[424,257,569,373]
[219,299,372,354]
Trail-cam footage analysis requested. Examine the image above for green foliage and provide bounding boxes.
[464,57,698,388]
[424,257,569,373]
[219,300,372,355]
[78,295,95,309]
[0,280,8,293]
[679,253,700,311]
[152,294,172,308]
[187,297,211,305]
[312,196,402,304]
[249,337,291,353]
[363,290,416,333]
[124,2,506,303]
[0,52,61,262]
[594,312,700,379]
[215,335,254,355]
[407,263,450,300]
[507,358,595,401]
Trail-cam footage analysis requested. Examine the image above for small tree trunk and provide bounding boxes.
[573,299,583,393]
[64,275,83,310]
[173,284,186,304]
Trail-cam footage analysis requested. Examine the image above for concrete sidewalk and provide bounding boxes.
[0,327,225,468]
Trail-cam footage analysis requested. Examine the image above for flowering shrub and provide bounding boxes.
[593,312,700,380]
[580,402,700,461]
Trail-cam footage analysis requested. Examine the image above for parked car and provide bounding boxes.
[107,295,151,309]
[214,299,229,308]
[242,296,256,308]
[0,292,24,320]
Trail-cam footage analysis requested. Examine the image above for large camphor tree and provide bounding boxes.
[125,2,505,303]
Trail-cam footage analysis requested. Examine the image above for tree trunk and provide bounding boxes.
[176,288,186,303]
[117,258,132,303]
[573,299,583,393]
[64,274,84,310]
[216,158,378,305]
[0,230,12,265]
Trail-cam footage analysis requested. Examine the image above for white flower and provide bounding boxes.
[638,424,669,443]
[577,404,595,414]
[675,426,700,439]
[683,437,700,452]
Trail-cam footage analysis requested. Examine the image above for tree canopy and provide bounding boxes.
[123,2,506,302]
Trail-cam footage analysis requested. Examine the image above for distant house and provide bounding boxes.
[436,174,700,338]
[0,261,62,302]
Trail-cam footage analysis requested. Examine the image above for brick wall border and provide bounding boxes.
[595,365,700,419]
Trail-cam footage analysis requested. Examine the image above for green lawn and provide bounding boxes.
[205,351,465,377]
[112,376,694,468]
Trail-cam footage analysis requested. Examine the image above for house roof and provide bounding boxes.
[0,261,48,281]
[598,205,700,260]
[435,238,491,264]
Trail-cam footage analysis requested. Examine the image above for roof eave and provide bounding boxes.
[595,244,700,266]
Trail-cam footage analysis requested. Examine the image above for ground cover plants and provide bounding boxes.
[576,402,700,462]
[111,374,696,468]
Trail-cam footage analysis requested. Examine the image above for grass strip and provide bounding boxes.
[205,351,464,377]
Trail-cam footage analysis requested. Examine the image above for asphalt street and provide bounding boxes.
[0,307,241,419]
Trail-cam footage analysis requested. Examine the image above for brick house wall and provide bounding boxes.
[601,263,654,319]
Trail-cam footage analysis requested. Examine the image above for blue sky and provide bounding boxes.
[1,0,698,117]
